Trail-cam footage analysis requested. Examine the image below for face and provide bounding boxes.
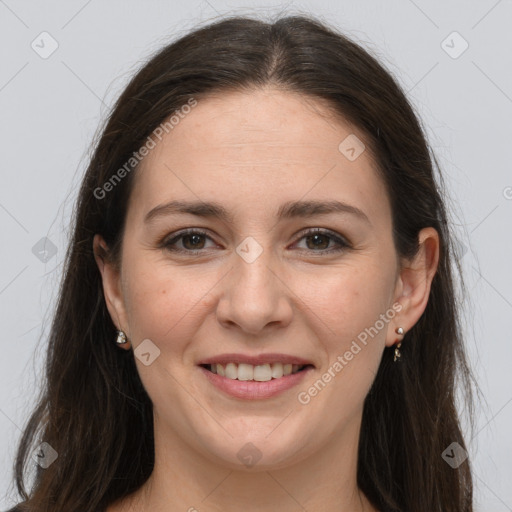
[95,88,438,471]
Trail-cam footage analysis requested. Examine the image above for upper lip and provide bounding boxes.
[198,353,315,367]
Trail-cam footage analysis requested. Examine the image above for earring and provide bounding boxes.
[115,330,128,345]
[394,327,404,362]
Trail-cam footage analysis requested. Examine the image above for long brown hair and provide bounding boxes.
[9,14,477,512]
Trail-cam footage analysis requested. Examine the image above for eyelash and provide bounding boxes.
[160,228,351,256]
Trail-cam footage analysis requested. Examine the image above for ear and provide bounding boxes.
[386,227,440,347]
[93,234,131,350]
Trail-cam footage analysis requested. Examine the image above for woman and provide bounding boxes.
[6,14,476,512]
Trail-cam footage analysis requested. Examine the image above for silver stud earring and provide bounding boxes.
[394,327,404,362]
[115,330,128,345]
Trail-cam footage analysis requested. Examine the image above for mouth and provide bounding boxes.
[197,361,315,400]
[199,362,314,381]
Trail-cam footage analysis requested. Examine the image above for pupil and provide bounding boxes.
[308,234,328,250]
[185,234,204,249]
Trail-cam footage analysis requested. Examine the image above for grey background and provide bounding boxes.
[1,0,511,510]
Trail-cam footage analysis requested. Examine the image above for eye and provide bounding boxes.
[161,229,215,254]
[161,228,351,255]
[292,228,350,254]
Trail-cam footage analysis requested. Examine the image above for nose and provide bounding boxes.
[215,244,293,335]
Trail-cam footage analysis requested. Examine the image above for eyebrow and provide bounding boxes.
[144,199,371,226]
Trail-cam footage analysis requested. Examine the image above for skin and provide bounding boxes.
[94,87,439,512]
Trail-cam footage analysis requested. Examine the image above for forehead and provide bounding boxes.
[128,88,391,229]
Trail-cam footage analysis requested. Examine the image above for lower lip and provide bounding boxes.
[199,365,314,400]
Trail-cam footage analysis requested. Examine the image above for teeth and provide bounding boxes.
[271,363,283,379]
[238,363,253,381]
[225,362,237,379]
[210,362,306,380]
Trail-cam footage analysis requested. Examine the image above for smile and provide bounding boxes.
[200,362,312,381]
[198,363,314,400]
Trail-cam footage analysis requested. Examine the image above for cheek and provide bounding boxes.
[295,262,391,342]
[123,266,171,338]
[293,267,390,420]
[306,266,390,375]
[122,256,217,346]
